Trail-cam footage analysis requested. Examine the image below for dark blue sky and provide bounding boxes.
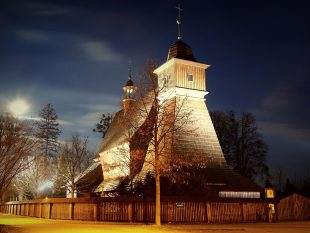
[0,0,309,177]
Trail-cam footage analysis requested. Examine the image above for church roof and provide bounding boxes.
[92,165,263,194]
[204,167,263,192]
[98,93,154,153]
[167,40,196,62]
[75,160,103,193]
[126,78,134,87]
[98,94,262,194]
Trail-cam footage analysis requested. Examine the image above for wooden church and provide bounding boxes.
[75,10,264,200]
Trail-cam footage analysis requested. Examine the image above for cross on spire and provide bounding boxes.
[128,60,132,80]
[175,4,182,40]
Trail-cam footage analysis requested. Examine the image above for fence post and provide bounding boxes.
[47,203,52,219]
[132,201,135,222]
[206,202,212,223]
[93,201,100,221]
[240,203,244,222]
[26,203,28,216]
[167,202,173,223]
[128,202,133,223]
[69,203,74,220]
[275,201,278,222]
[40,204,43,218]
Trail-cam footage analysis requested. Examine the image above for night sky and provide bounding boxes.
[0,0,309,177]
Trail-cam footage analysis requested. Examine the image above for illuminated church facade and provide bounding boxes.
[94,40,263,198]
[75,10,264,199]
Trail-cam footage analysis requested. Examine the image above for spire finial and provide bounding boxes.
[175,3,182,40]
[128,60,132,80]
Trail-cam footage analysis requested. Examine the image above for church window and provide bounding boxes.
[162,75,170,89]
[187,74,193,82]
[162,77,167,87]
[219,191,260,198]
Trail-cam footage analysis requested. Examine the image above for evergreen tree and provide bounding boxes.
[36,103,61,159]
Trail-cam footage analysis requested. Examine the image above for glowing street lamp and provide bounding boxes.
[265,179,275,199]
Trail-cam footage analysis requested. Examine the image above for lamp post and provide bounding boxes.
[265,179,276,222]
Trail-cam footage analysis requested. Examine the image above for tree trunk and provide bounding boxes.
[154,96,161,226]
[70,182,75,198]
[155,172,161,225]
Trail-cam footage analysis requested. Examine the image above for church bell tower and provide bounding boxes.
[122,67,136,115]
[154,4,209,101]
[154,40,209,100]
[153,4,226,166]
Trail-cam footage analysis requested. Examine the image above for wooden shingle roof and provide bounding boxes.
[167,40,197,62]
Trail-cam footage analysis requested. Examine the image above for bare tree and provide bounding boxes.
[13,104,62,200]
[93,113,113,138]
[123,60,195,225]
[100,60,196,225]
[13,154,49,199]
[56,135,92,198]
[210,111,269,181]
[0,114,36,201]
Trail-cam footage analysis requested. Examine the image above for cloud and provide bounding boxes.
[34,7,71,16]
[13,29,124,63]
[258,121,310,142]
[21,1,78,16]
[12,30,125,75]
[19,116,72,126]
[79,41,123,62]
[15,30,50,43]
[0,85,120,140]
[76,103,118,126]
[253,78,310,142]
[80,103,119,112]
[260,86,290,112]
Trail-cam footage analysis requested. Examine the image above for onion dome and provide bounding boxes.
[125,78,134,87]
[167,40,196,62]
[123,75,136,101]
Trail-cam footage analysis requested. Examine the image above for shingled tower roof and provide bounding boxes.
[125,78,134,86]
[167,40,197,62]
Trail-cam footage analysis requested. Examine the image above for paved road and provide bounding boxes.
[0,214,309,233]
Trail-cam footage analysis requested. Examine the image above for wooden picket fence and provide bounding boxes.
[277,193,310,221]
[0,197,277,223]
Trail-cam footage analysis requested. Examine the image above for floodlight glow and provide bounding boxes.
[38,181,53,192]
[8,98,30,117]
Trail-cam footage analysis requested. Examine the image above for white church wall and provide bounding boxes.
[99,142,130,191]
